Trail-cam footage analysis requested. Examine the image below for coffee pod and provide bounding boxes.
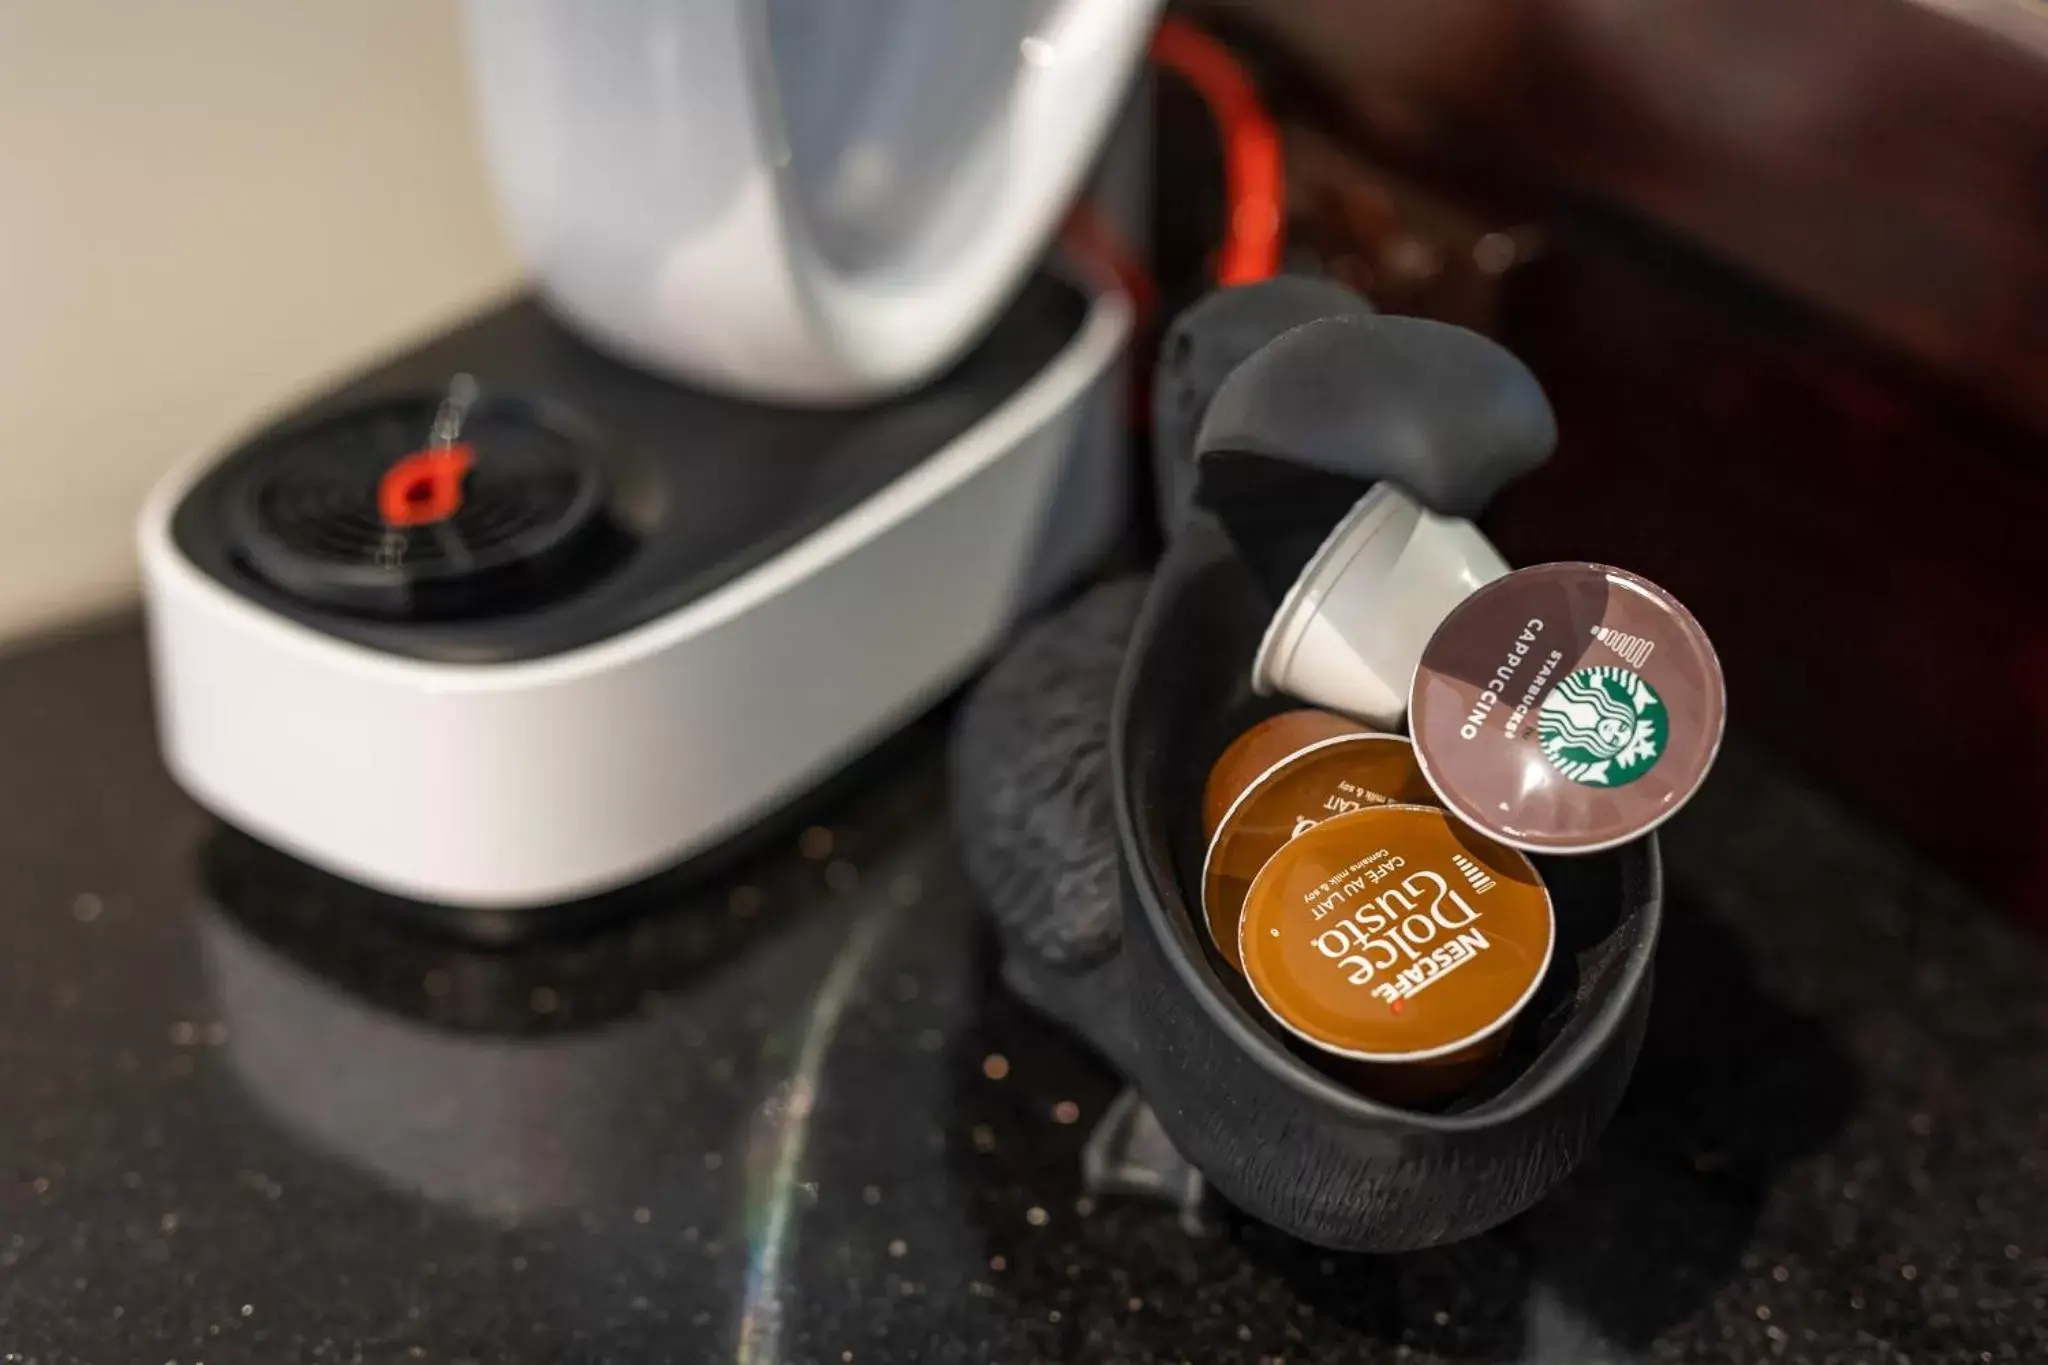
[1409,562,1726,854]
[1238,805,1554,1066]
[1202,708,1378,839]
[1201,724,1438,971]
[1251,483,1508,729]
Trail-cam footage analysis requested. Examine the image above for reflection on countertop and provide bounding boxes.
[0,616,2042,1364]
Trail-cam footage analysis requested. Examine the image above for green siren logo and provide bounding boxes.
[1537,666,1667,787]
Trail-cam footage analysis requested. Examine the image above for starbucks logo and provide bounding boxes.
[1537,666,1667,787]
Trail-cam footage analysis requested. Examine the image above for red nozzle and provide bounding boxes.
[378,444,475,527]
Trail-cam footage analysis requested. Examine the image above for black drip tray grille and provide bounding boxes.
[226,388,610,619]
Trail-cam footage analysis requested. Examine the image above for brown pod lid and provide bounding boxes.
[1201,734,1437,972]
[1202,709,1376,840]
[1238,805,1554,1063]
[1409,562,1726,854]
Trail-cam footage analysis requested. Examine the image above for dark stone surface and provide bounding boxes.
[0,616,2041,1363]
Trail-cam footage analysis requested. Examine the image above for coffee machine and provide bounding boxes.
[139,0,1161,913]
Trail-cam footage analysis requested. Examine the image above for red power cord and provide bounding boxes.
[1147,15,1285,287]
[1055,17,1283,429]
[1060,15,1285,331]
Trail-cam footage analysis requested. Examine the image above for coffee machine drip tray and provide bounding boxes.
[168,275,1098,664]
[141,272,1130,909]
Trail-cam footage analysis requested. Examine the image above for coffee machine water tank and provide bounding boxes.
[463,0,1161,404]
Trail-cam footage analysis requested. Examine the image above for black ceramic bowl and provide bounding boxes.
[952,526,1663,1252]
[1104,522,1662,1251]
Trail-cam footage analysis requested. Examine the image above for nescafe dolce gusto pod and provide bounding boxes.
[952,286,1662,1251]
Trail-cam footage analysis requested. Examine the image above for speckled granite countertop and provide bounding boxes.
[0,617,2041,1364]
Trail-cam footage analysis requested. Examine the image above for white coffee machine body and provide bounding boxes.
[142,0,1153,914]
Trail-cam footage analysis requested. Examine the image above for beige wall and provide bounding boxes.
[0,0,523,643]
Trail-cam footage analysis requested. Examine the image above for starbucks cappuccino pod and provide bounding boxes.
[1201,724,1439,971]
[1237,805,1554,1064]
[1251,483,1509,729]
[1409,562,1726,855]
